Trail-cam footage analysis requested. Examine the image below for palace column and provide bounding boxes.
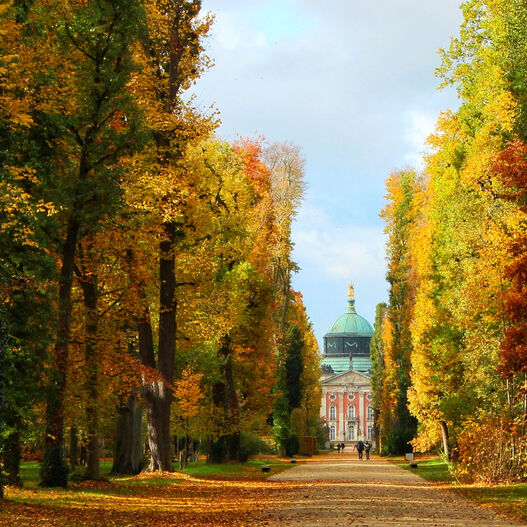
[359,391,365,440]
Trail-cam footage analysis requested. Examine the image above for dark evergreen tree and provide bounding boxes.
[369,302,387,451]
[285,324,304,410]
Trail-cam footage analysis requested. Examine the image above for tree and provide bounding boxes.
[174,368,203,469]
[495,141,527,376]
[0,0,57,486]
[369,302,387,452]
[285,325,304,410]
[379,170,420,454]
[31,0,147,486]
[126,0,213,472]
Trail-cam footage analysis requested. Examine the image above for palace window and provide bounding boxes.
[348,424,355,441]
[329,425,336,441]
[329,405,336,420]
[347,404,355,418]
[367,405,373,420]
[367,425,373,440]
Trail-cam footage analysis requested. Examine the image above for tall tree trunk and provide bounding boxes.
[210,336,240,462]
[137,269,175,473]
[69,427,79,471]
[80,272,100,480]
[3,428,22,486]
[41,215,79,487]
[138,0,203,471]
[147,221,177,471]
[440,420,450,462]
[112,388,143,474]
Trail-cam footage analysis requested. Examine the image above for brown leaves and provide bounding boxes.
[1,476,292,527]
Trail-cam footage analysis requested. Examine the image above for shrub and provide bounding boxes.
[382,428,414,456]
[285,434,300,457]
[239,432,273,461]
[456,415,527,483]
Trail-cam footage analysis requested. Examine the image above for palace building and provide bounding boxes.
[320,283,376,447]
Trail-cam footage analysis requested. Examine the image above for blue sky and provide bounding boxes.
[196,0,463,346]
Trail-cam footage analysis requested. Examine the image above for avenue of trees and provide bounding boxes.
[372,0,527,482]
[0,0,320,495]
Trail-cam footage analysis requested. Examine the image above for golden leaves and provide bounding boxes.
[174,368,203,421]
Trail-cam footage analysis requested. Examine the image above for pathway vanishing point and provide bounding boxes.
[256,452,524,527]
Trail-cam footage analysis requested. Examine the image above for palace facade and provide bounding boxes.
[320,284,376,447]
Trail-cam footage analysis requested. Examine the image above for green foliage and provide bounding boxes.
[290,407,306,437]
[285,434,300,457]
[382,427,414,456]
[285,325,304,410]
[209,436,227,464]
[0,315,7,498]
[239,432,272,461]
[379,170,420,453]
[315,418,328,449]
[370,303,387,445]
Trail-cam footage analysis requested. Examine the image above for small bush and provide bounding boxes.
[382,428,414,456]
[239,432,273,461]
[285,434,299,457]
[456,415,527,483]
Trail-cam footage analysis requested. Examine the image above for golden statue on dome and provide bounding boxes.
[348,281,355,299]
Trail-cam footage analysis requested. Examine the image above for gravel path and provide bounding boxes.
[254,452,525,526]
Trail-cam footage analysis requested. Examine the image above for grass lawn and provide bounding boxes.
[390,455,527,523]
[390,455,454,483]
[180,458,295,480]
[19,456,296,486]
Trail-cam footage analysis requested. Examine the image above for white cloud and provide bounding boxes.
[212,10,268,50]
[291,203,387,345]
[294,206,385,280]
[403,110,437,168]
[212,12,242,50]
[198,0,464,345]
[255,32,267,48]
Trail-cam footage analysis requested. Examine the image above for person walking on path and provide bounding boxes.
[364,441,371,460]
[355,439,365,459]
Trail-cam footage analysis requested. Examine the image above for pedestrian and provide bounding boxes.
[364,441,371,460]
[341,442,345,452]
[337,443,341,453]
[355,439,364,459]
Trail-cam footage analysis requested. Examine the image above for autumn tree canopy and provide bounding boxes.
[376,0,527,479]
[0,0,321,493]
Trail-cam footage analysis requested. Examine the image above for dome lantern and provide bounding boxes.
[347,281,356,314]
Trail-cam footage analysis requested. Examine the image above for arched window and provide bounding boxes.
[348,424,355,441]
[329,405,336,420]
[367,405,373,420]
[347,404,355,418]
[367,425,373,440]
[329,425,336,441]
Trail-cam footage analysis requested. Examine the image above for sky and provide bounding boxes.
[196,0,463,347]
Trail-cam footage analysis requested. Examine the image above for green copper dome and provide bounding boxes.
[326,291,373,337]
[321,283,373,376]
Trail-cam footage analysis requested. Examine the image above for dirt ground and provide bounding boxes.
[1,452,524,526]
[260,452,525,526]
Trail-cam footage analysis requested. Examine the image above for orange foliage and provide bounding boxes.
[494,141,527,376]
